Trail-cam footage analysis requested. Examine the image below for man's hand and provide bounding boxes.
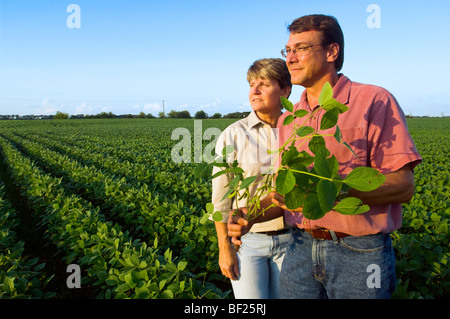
[227,208,254,246]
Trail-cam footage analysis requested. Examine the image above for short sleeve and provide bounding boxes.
[367,92,422,173]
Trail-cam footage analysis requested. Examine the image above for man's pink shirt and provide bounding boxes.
[278,75,422,236]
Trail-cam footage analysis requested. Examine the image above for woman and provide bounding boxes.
[211,58,292,298]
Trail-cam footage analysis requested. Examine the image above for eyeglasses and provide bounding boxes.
[281,43,330,58]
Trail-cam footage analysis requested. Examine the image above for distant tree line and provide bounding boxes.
[79,110,250,119]
[163,110,250,119]
[0,110,253,120]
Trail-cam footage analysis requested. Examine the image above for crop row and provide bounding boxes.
[0,135,226,298]
[13,130,209,208]
[391,119,449,298]
[0,181,54,298]
[2,131,221,281]
[0,117,448,299]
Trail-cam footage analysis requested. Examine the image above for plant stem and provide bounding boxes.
[288,168,342,183]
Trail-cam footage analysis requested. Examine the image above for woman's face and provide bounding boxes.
[248,77,285,114]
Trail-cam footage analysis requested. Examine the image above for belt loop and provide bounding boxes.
[329,230,339,244]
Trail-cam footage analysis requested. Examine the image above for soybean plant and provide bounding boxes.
[195,82,385,222]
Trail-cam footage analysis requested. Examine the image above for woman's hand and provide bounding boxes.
[271,192,304,212]
[218,242,240,280]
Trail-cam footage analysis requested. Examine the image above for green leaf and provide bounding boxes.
[294,109,309,118]
[205,202,214,214]
[291,163,309,186]
[284,186,306,210]
[283,115,295,126]
[333,125,342,143]
[239,175,258,190]
[222,144,235,157]
[317,180,338,213]
[343,167,386,191]
[281,96,294,113]
[193,162,212,178]
[308,136,329,156]
[281,146,299,166]
[303,194,325,220]
[334,125,358,158]
[318,82,333,105]
[139,261,148,269]
[220,187,236,201]
[200,212,210,224]
[212,158,231,168]
[162,289,174,299]
[313,148,333,177]
[194,162,212,178]
[290,150,314,167]
[211,168,229,180]
[115,283,131,293]
[322,98,348,113]
[320,108,339,131]
[275,169,296,195]
[4,277,14,295]
[227,175,241,190]
[229,167,245,174]
[177,261,188,271]
[333,197,370,215]
[212,211,223,222]
[296,126,314,137]
[130,254,140,266]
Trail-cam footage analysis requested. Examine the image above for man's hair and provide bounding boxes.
[247,58,292,97]
[288,14,344,72]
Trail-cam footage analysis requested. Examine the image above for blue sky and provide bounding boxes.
[0,0,449,117]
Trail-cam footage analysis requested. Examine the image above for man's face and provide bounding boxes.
[284,30,332,88]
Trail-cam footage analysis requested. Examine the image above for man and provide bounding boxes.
[228,14,422,298]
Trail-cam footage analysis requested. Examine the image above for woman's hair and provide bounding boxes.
[288,14,344,72]
[247,58,292,97]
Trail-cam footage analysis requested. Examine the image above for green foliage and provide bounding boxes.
[196,82,386,221]
[194,110,208,119]
[0,119,233,299]
[168,110,192,119]
[390,118,450,299]
[0,116,447,299]
[54,111,69,119]
[0,184,55,298]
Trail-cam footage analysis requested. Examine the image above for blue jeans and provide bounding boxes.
[279,228,396,299]
[231,231,291,299]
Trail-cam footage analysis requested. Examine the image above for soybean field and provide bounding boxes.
[0,117,448,299]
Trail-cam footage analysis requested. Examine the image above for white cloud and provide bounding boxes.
[200,97,221,108]
[75,101,94,114]
[34,98,60,115]
[74,101,110,115]
[132,103,162,114]
[143,103,161,113]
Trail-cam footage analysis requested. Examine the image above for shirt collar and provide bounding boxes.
[298,73,351,109]
[247,110,270,129]
[332,74,351,105]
